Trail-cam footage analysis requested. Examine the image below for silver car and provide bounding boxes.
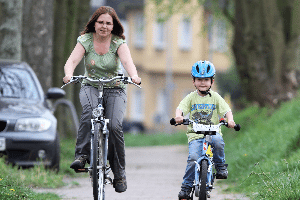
[0,60,65,171]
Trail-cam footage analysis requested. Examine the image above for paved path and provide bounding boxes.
[34,145,249,200]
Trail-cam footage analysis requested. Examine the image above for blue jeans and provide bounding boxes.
[181,133,225,190]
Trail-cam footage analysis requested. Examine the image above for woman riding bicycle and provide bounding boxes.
[62,6,141,193]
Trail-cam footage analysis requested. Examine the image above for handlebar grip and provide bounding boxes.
[234,124,241,131]
[170,118,189,125]
[170,118,176,125]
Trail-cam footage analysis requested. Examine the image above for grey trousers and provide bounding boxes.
[75,85,127,179]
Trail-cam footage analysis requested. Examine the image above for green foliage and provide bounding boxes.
[216,65,243,101]
[222,92,300,199]
[0,137,78,199]
[151,0,201,22]
[124,131,188,146]
[0,161,61,199]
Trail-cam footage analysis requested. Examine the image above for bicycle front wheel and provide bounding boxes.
[199,159,208,200]
[92,124,105,200]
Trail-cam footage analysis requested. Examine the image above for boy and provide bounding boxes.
[175,60,236,199]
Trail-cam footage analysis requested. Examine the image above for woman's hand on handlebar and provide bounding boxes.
[131,75,141,85]
[63,75,72,84]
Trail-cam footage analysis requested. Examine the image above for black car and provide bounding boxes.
[0,60,65,171]
[122,120,145,134]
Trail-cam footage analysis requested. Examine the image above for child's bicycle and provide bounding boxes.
[170,118,241,200]
[62,74,141,200]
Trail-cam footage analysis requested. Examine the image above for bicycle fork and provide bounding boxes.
[102,119,112,185]
[194,143,215,198]
[91,118,112,184]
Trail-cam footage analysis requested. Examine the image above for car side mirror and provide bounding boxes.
[46,87,66,99]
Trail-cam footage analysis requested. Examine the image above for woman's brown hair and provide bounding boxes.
[81,6,125,40]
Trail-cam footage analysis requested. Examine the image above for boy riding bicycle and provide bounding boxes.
[174,60,236,199]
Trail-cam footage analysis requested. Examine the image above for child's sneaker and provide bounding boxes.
[216,164,228,179]
[178,188,192,199]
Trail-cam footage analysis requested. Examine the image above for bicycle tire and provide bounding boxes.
[92,123,105,200]
[199,160,208,200]
[98,128,106,200]
[92,125,99,200]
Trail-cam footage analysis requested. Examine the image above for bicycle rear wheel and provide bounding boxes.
[92,124,105,200]
[199,160,208,200]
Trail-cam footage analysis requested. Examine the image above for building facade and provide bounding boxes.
[116,0,232,132]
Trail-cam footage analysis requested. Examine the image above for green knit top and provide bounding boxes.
[77,33,126,89]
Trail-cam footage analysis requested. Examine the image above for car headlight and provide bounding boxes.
[15,118,52,132]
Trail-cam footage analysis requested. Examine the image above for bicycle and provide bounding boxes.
[170,118,241,200]
[62,74,141,200]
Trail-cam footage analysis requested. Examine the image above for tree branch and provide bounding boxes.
[222,0,235,26]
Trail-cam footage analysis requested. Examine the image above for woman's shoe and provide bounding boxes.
[113,177,127,193]
[70,156,87,170]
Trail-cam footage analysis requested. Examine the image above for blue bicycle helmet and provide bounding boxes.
[191,60,216,79]
[191,60,216,96]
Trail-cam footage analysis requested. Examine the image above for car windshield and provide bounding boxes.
[0,66,40,100]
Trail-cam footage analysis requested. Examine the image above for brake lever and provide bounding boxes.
[123,77,142,88]
[61,77,79,88]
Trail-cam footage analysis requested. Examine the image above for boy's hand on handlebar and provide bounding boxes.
[175,116,184,124]
[227,120,236,128]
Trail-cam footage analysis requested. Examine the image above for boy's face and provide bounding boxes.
[193,77,214,92]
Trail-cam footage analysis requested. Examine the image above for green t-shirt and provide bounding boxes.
[177,90,231,143]
[77,33,126,88]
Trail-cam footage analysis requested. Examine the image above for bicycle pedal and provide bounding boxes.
[74,168,88,173]
[216,175,227,179]
[105,175,113,185]
[178,196,192,200]
[207,191,211,198]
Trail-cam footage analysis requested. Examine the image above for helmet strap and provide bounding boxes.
[198,86,212,97]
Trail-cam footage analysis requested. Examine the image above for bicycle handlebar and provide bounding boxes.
[61,74,142,89]
[170,118,241,131]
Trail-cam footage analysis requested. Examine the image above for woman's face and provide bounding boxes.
[94,13,114,37]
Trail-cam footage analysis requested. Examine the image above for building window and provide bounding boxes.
[208,15,228,52]
[130,88,144,121]
[154,89,168,124]
[133,12,145,49]
[178,16,192,51]
[153,19,166,50]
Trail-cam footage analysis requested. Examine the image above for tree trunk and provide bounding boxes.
[22,0,54,91]
[233,0,299,106]
[0,0,22,61]
[52,0,90,137]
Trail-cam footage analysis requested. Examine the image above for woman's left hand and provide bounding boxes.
[131,75,141,85]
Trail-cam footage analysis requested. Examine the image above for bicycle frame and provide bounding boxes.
[90,81,111,200]
[193,136,215,199]
[170,118,240,200]
[62,74,141,200]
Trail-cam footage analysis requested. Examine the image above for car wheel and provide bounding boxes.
[129,126,142,135]
[50,134,60,172]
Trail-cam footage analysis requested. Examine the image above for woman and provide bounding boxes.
[63,6,141,193]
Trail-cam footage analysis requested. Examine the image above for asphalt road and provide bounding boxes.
[34,145,249,200]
